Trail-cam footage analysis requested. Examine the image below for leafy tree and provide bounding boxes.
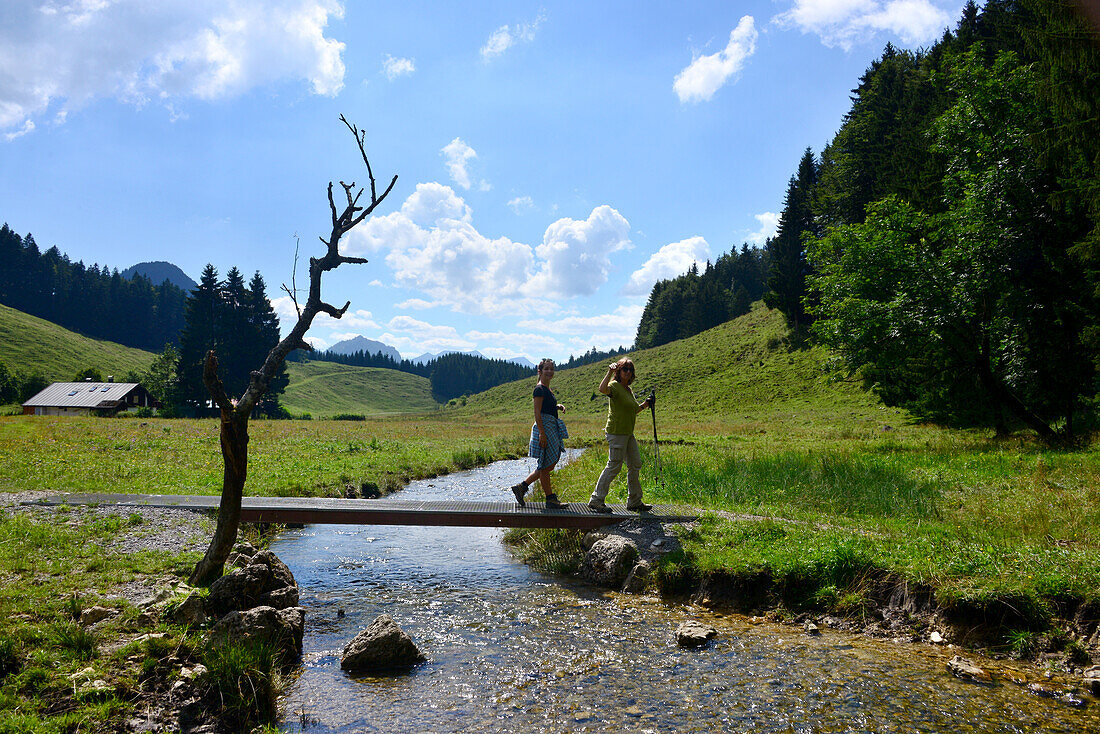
[72,367,104,382]
[809,48,1095,441]
[0,360,17,404]
[142,344,181,407]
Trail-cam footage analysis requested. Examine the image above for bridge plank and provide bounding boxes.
[23,494,698,530]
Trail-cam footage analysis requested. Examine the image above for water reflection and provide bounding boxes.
[274,455,1097,733]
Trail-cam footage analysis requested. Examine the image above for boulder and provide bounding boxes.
[205,550,298,618]
[947,655,992,683]
[341,615,426,672]
[581,536,638,588]
[1084,665,1100,696]
[676,621,717,648]
[622,560,651,594]
[168,593,207,629]
[207,606,305,665]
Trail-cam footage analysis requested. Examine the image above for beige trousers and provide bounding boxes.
[590,433,643,505]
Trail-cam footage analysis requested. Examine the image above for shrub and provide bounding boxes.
[332,413,366,421]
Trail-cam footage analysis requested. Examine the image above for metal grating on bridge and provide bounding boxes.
[24,494,699,530]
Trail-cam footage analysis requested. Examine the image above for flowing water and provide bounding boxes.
[273,455,1098,733]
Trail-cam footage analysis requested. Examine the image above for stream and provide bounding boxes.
[272,455,1098,733]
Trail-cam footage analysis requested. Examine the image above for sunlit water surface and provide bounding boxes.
[273,455,1098,733]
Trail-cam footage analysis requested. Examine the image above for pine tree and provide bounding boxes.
[764,148,819,331]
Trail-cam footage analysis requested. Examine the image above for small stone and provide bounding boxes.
[80,606,113,626]
[804,622,820,636]
[676,621,717,648]
[929,631,944,644]
[947,656,992,683]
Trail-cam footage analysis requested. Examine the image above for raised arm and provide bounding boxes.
[598,363,616,396]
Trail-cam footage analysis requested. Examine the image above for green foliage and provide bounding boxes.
[808,46,1097,441]
[200,639,282,730]
[176,265,288,410]
[48,623,97,662]
[764,148,819,331]
[71,367,103,383]
[0,637,18,679]
[140,344,180,406]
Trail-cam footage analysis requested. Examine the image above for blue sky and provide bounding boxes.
[0,0,964,362]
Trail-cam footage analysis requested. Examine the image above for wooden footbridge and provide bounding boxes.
[25,494,698,530]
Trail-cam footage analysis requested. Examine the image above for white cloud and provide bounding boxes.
[530,206,633,298]
[774,0,953,50]
[347,184,632,314]
[4,119,34,141]
[508,196,535,214]
[622,236,710,296]
[518,303,645,353]
[674,16,757,103]
[748,211,779,245]
[347,182,534,315]
[382,54,415,80]
[441,137,478,190]
[480,15,544,60]
[0,0,346,131]
[396,298,437,310]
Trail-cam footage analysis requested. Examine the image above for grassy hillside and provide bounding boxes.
[0,302,156,381]
[283,359,438,417]
[460,302,902,438]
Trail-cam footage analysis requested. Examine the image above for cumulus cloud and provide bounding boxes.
[0,0,346,131]
[674,16,757,103]
[774,0,953,50]
[382,54,415,80]
[441,137,478,190]
[346,184,632,315]
[518,303,646,353]
[622,237,710,296]
[480,15,544,60]
[347,182,534,315]
[530,206,633,298]
[748,211,780,245]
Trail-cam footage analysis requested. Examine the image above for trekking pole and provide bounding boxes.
[649,388,664,489]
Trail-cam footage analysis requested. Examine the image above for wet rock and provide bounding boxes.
[947,656,992,683]
[676,620,717,648]
[1084,665,1100,696]
[80,605,113,626]
[1027,683,1088,708]
[622,560,651,594]
[205,550,299,618]
[207,605,305,665]
[168,593,206,629]
[929,631,944,644]
[804,622,820,636]
[581,536,638,588]
[341,614,426,672]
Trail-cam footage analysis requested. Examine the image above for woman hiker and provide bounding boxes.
[588,358,653,513]
[509,358,569,509]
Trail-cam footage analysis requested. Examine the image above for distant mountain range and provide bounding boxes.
[121,261,198,292]
[414,350,535,368]
[328,335,402,362]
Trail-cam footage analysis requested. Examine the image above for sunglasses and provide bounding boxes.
[621,366,634,373]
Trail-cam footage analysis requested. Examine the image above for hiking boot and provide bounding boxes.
[587,502,613,514]
[626,502,653,512]
[544,494,568,510]
[510,483,527,507]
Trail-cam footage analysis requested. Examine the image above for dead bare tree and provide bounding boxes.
[189,116,397,586]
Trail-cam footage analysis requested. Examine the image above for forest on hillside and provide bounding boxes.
[639,0,1100,442]
[0,223,187,352]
